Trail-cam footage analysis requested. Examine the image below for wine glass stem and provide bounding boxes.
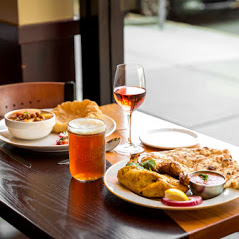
[127,112,132,145]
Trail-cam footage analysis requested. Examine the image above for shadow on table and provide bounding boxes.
[103,189,186,238]
[0,218,28,239]
[66,176,187,239]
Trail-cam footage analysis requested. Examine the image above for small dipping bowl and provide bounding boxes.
[4,109,55,140]
[189,170,226,200]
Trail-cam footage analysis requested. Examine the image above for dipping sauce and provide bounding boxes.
[8,109,53,122]
[189,170,226,199]
[190,172,225,186]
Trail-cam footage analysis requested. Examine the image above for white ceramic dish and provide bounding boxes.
[0,115,116,152]
[103,159,239,210]
[4,109,55,140]
[140,128,199,149]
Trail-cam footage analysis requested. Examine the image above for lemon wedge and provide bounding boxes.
[164,189,189,201]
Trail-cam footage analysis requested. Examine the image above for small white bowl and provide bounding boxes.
[4,109,55,140]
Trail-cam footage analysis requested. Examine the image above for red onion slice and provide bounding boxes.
[162,196,203,207]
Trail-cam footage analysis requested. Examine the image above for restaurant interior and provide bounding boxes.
[1,0,239,238]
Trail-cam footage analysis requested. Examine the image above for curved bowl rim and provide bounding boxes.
[4,109,55,125]
[189,170,226,187]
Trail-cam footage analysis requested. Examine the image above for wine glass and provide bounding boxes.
[113,63,146,155]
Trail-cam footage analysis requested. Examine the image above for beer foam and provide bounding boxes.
[68,118,106,135]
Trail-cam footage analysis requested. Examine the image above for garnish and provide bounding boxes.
[140,159,156,170]
[128,159,156,171]
[199,173,208,181]
[127,162,145,170]
[162,195,203,207]
[56,131,68,145]
[24,111,29,114]
[164,188,189,201]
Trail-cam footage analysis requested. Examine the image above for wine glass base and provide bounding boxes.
[113,142,144,155]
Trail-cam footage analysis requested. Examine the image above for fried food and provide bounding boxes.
[52,99,102,133]
[142,147,239,189]
[117,147,239,198]
[141,154,191,185]
[117,166,189,198]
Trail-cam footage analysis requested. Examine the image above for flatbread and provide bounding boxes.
[142,147,239,189]
[52,99,102,133]
[117,147,239,198]
[144,147,235,181]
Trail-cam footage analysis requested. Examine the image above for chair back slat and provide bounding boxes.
[0,82,67,116]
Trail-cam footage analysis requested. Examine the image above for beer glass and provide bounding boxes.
[68,118,106,182]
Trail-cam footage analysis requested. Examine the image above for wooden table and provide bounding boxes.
[1,103,239,238]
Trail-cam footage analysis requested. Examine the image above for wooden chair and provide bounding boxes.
[0,82,75,117]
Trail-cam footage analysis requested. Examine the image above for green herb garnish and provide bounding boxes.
[199,173,208,181]
[24,112,29,114]
[127,162,145,170]
[140,159,156,170]
[128,159,156,171]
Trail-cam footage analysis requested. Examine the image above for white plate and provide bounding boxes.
[103,159,239,210]
[0,115,116,152]
[140,128,199,149]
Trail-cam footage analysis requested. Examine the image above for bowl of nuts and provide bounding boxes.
[4,109,55,140]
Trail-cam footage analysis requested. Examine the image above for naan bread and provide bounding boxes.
[117,147,239,198]
[142,147,239,189]
[52,99,102,133]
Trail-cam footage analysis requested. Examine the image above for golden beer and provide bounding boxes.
[68,118,106,182]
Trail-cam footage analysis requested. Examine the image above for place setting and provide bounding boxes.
[112,63,199,152]
[104,140,239,210]
[103,63,239,211]
[1,2,239,236]
[0,100,116,152]
[1,63,239,212]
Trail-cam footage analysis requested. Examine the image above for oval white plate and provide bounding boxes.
[0,115,116,152]
[103,159,239,210]
[140,128,199,149]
